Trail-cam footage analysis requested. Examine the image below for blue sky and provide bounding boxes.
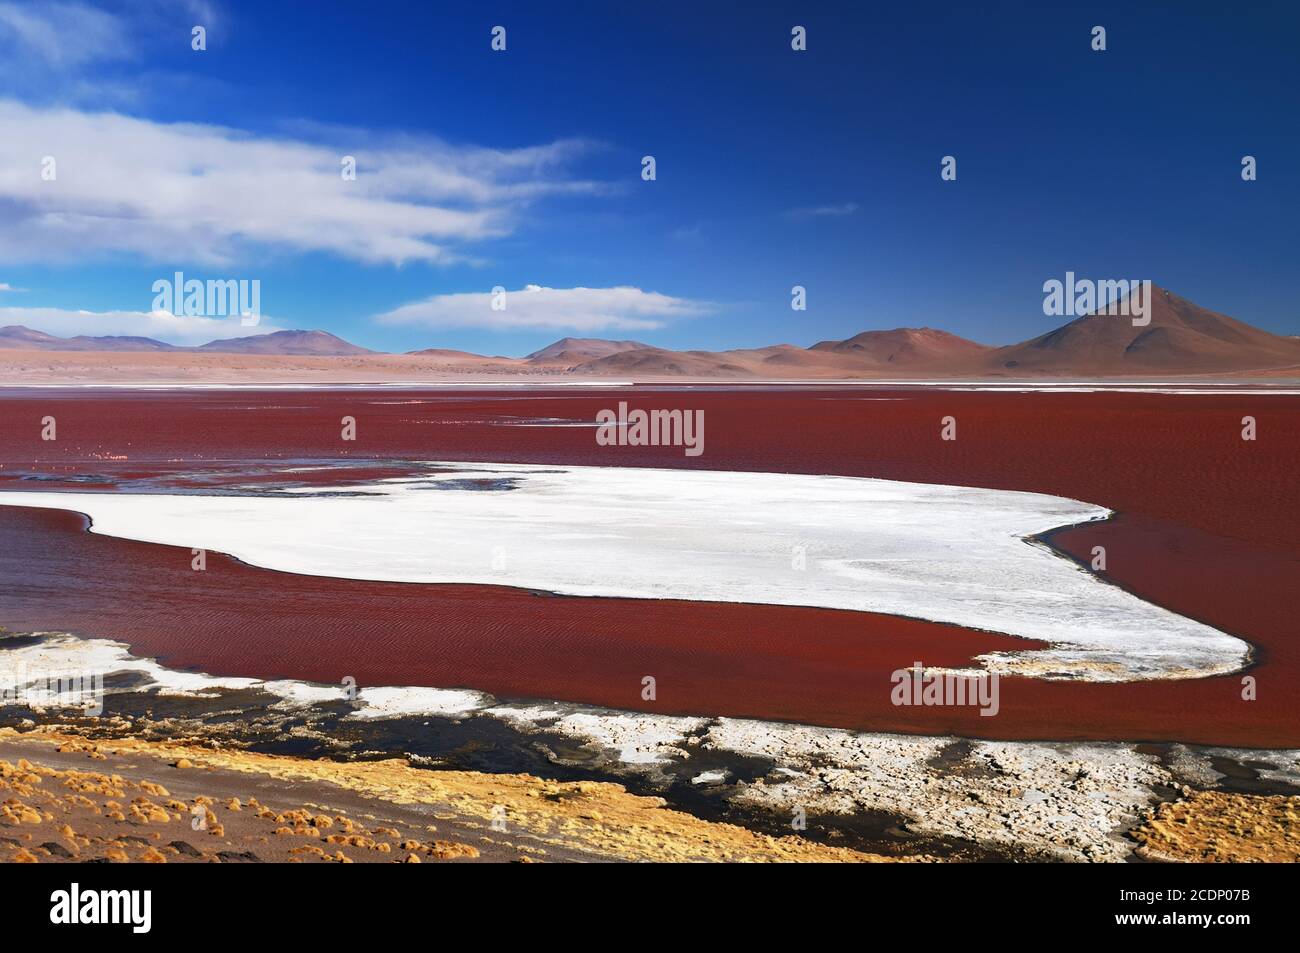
[0,0,1297,354]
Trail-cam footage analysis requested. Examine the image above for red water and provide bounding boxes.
[0,387,1296,746]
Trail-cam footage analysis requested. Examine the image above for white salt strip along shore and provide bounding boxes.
[0,632,492,715]
[0,462,1249,681]
[4,633,1296,862]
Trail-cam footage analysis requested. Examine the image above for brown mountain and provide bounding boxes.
[197,330,373,356]
[811,327,991,366]
[571,329,990,378]
[0,325,370,356]
[575,345,758,377]
[0,325,67,349]
[519,291,1299,379]
[65,335,177,352]
[525,337,651,364]
[989,285,1300,375]
[4,286,1296,381]
[0,326,175,351]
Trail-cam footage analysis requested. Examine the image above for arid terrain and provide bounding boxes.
[4,286,1298,384]
[1,728,884,863]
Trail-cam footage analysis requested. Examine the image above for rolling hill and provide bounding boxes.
[3,286,1296,381]
[988,285,1300,375]
[196,330,374,356]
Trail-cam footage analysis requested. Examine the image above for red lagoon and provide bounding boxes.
[0,387,1295,746]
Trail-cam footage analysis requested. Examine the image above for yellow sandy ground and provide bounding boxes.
[1,728,903,863]
[1132,789,1300,862]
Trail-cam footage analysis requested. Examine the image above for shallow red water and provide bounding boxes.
[0,387,1296,745]
[0,505,1037,728]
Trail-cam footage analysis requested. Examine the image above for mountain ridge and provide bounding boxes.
[3,285,1297,378]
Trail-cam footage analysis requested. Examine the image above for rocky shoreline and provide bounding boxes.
[0,728,893,863]
[3,644,1297,863]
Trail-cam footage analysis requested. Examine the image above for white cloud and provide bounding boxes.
[0,100,605,266]
[375,285,710,332]
[0,1,227,107]
[787,202,859,219]
[0,1,131,69]
[0,282,19,291]
[0,306,284,344]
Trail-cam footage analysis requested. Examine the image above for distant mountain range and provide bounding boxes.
[197,330,374,356]
[0,325,183,352]
[3,286,1298,379]
[0,328,371,356]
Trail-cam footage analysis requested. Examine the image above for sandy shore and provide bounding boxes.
[0,728,894,863]
[5,726,1297,864]
[1132,790,1300,862]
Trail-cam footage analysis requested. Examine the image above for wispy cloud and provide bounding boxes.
[0,1,131,69]
[375,285,710,332]
[0,282,20,292]
[0,306,283,344]
[0,0,229,104]
[0,0,153,106]
[0,100,606,266]
[786,202,859,220]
